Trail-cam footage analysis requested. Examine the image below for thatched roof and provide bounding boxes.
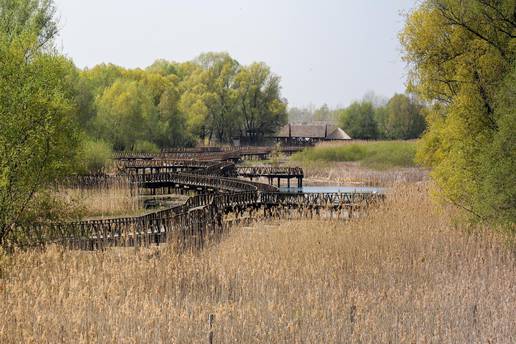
[275,123,351,140]
[327,128,352,140]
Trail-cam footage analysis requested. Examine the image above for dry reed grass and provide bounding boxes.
[60,185,142,219]
[0,184,514,343]
[298,161,428,187]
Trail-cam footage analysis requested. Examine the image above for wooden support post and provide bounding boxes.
[208,314,215,344]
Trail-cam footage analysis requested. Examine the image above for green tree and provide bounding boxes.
[158,85,194,147]
[339,101,379,139]
[132,140,160,154]
[0,0,57,51]
[178,82,210,142]
[94,79,153,151]
[178,53,241,143]
[0,0,80,247]
[234,63,287,143]
[401,0,515,223]
[74,63,126,132]
[77,138,113,174]
[195,52,241,143]
[373,104,388,139]
[383,94,426,139]
[146,59,178,76]
[70,53,288,148]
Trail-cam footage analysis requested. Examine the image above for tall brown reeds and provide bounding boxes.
[59,183,141,219]
[0,184,514,343]
[297,161,428,186]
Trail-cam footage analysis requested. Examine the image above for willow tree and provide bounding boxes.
[234,63,288,143]
[339,101,379,139]
[178,53,241,143]
[382,94,426,139]
[0,0,80,247]
[401,0,515,223]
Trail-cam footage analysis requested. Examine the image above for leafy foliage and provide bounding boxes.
[290,94,426,141]
[0,0,57,51]
[0,0,81,246]
[132,140,160,154]
[339,101,379,139]
[77,139,113,174]
[75,53,287,148]
[235,62,287,143]
[400,0,515,224]
[381,94,426,139]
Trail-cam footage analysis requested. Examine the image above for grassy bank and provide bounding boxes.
[1,184,514,342]
[292,141,418,169]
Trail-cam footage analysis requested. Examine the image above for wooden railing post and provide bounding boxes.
[208,314,215,344]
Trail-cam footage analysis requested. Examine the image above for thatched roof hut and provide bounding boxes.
[274,123,352,142]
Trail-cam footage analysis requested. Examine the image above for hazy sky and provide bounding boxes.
[54,0,416,108]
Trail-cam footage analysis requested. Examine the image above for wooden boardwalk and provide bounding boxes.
[236,166,304,188]
[116,159,236,177]
[19,151,383,251]
[114,146,305,162]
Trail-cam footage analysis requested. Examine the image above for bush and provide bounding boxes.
[132,140,160,154]
[78,139,113,174]
[292,141,418,170]
[2,190,84,251]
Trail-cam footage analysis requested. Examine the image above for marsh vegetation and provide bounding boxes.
[1,185,514,343]
[0,0,514,342]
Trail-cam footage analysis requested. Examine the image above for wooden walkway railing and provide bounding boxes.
[113,146,305,162]
[15,154,383,252]
[19,189,383,251]
[236,166,304,188]
[237,166,304,178]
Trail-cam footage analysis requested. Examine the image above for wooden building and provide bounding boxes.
[273,123,352,145]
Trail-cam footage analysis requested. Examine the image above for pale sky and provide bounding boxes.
[54,0,416,108]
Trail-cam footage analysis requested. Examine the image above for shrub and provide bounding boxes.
[132,140,160,154]
[78,139,113,174]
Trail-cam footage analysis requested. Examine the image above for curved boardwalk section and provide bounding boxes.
[26,152,383,251]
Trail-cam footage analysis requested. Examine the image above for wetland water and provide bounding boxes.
[279,186,384,194]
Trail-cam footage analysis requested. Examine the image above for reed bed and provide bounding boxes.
[296,161,428,187]
[59,184,142,218]
[0,184,514,343]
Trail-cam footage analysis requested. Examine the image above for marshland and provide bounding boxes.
[1,0,514,343]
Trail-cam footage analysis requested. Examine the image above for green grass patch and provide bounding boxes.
[291,141,418,170]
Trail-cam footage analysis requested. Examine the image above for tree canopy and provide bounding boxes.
[400,0,515,223]
[288,94,426,140]
[75,53,287,149]
[382,94,426,139]
[0,0,80,246]
[339,101,379,139]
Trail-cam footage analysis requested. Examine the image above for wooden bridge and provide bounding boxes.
[15,150,383,252]
[23,189,382,252]
[116,159,236,177]
[236,166,304,188]
[114,145,305,162]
